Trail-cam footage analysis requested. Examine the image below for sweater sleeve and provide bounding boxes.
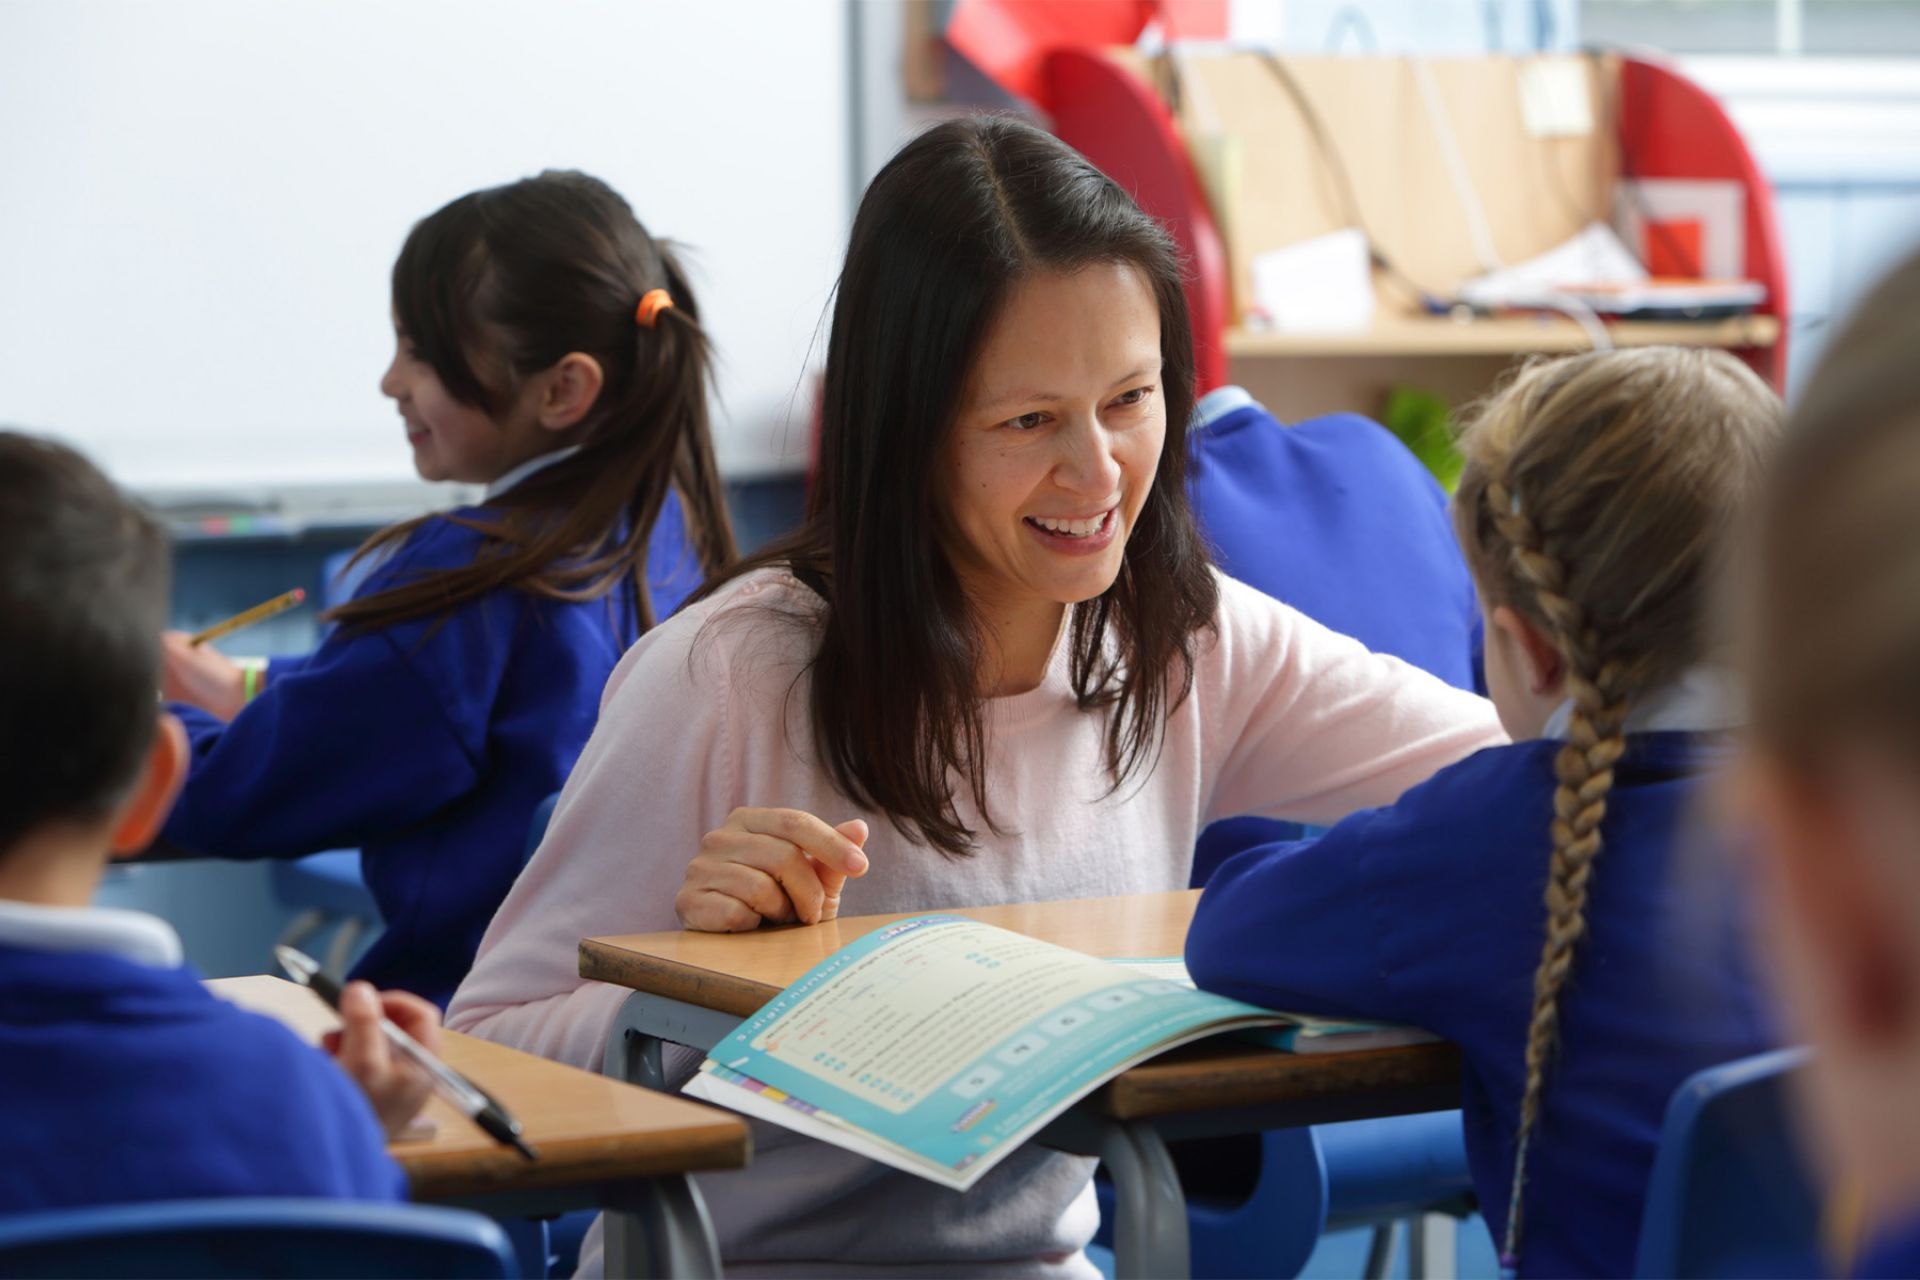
[1202,573,1505,826]
[445,605,748,1071]
[1185,811,1413,1023]
[161,522,508,859]
[161,623,486,858]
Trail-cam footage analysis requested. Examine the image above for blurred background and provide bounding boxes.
[0,4,1912,1275]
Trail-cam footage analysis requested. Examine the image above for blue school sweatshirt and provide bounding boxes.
[1859,1218,1920,1279]
[1186,732,1777,1278]
[1187,387,1480,692]
[162,492,701,1008]
[0,943,405,1211]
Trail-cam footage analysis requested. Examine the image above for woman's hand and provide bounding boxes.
[677,808,870,932]
[160,631,248,720]
[323,980,442,1139]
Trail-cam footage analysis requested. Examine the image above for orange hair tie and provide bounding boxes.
[634,288,674,328]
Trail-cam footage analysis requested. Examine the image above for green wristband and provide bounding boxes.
[240,661,265,704]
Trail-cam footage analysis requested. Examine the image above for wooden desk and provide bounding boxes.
[1224,312,1781,359]
[210,976,749,1279]
[579,891,1460,1280]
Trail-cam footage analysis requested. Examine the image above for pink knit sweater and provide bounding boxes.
[449,568,1501,1278]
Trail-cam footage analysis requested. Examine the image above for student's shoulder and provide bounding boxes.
[375,509,497,574]
[1299,737,1552,859]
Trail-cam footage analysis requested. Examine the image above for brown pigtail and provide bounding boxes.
[1486,476,1635,1269]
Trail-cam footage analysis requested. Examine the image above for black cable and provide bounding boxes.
[1255,52,1445,305]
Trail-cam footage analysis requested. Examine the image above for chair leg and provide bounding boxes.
[324,916,366,979]
[1408,1213,1456,1280]
[276,909,331,956]
[1364,1221,1401,1280]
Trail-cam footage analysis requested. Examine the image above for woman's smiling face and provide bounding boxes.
[941,262,1166,621]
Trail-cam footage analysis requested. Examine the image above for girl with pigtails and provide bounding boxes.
[1189,346,1783,1277]
[158,171,736,1008]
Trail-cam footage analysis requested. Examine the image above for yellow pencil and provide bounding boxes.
[190,588,307,647]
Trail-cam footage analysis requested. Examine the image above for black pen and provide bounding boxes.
[276,945,538,1161]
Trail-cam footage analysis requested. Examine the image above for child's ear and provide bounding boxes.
[537,353,605,432]
[1490,605,1566,697]
[108,713,189,859]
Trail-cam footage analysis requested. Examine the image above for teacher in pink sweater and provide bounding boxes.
[449,117,1502,1278]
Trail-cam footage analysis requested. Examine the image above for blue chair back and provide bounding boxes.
[524,792,561,868]
[0,1198,519,1278]
[1634,1047,1822,1279]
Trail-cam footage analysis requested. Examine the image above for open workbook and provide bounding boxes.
[682,913,1434,1190]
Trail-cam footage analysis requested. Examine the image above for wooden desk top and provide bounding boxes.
[580,891,1201,1018]
[1224,312,1780,358]
[579,891,1461,1124]
[210,976,748,1200]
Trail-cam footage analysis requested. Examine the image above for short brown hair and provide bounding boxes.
[0,433,170,854]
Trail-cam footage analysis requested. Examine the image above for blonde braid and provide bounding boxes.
[1486,478,1633,1274]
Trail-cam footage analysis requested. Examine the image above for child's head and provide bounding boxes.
[0,433,185,877]
[384,169,688,487]
[1454,347,1781,739]
[1449,346,1782,1263]
[336,170,736,632]
[1743,247,1920,1224]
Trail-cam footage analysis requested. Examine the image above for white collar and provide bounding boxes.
[1541,665,1745,741]
[0,898,184,968]
[485,445,582,500]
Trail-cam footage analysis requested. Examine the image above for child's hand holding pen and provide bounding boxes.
[323,979,444,1141]
[160,588,305,720]
[159,632,249,720]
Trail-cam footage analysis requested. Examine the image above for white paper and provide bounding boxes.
[1249,227,1375,333]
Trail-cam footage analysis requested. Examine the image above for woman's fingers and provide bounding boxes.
[678,809,873,932]
[731,807,869,877]
[814,819,869,921]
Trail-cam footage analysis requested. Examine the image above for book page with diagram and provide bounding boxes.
[684,914,1279,1189]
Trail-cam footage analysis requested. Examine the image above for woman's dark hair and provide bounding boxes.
[0,432,170,855]
[328,170,736,633]
[707,116,1217,856]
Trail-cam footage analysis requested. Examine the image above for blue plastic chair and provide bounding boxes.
[1633,1047,1821,1279]
[525,792,561,864]
[1097,1112,1472,1279]
[0,1198,520,1278]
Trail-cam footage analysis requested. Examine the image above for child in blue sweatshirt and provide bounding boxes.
[1185,386,1484,882]
[1187,385,1479,692]
[156,171,738,1007]
[1188,347,1784,1277]
[1742,248,1920,1279]
[0,433,434,1213]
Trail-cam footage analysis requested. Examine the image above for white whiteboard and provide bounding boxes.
[0,0,850,489]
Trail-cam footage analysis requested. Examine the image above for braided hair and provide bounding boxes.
[1450,347,1781,1272]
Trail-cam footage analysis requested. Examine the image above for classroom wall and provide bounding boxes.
[0,0,851,491]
